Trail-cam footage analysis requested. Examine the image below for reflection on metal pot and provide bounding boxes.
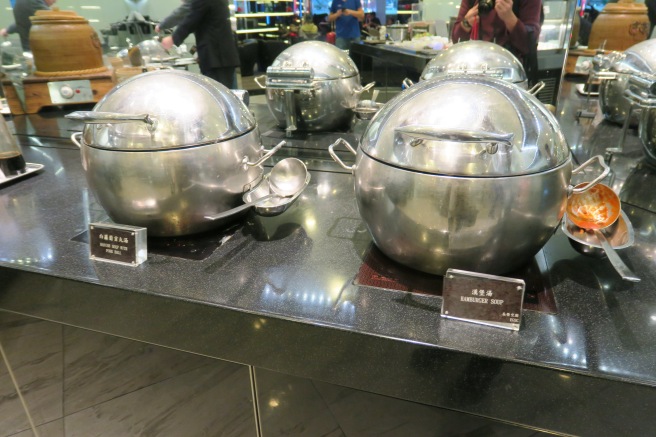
[259,41,373,135]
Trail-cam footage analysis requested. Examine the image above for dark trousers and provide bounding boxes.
[202,67,237,89]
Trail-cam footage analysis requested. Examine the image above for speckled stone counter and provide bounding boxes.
[1,83,656,436]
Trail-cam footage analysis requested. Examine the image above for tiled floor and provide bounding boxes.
[0,311,549,437]
[0,311,255,437]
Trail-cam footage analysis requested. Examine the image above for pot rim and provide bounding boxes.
[359,148,573,178]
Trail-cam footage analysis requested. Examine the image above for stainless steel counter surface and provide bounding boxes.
[1,86,656,436]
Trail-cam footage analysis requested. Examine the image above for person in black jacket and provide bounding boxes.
[1,0,56,51]
[647,0,656,38]
[155,0,191,33]
[161,0,239,89]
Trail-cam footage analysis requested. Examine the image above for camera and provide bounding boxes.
[478,0,495,14]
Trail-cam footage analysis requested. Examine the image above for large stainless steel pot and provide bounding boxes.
[407,40,528,89]
[256,41,373,136]
[594,39,656,124]
[67,70,282,237]
[387,24,408,42]
[623,73,656,165]
[329,76,608,275]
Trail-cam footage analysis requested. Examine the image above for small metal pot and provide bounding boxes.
[67,70,282,237]
[255,41,373,135]
[594,40,656,125]
[622,74,656,165]
[387,24,408,42]
[329,76,609,275]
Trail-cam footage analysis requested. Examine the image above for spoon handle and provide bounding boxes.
[204,194,277,221]
[594,229,641,283]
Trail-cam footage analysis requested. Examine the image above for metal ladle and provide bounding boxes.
[205,158,308,220]
[567,183,640,282]
[370,89,379,106]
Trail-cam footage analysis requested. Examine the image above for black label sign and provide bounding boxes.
[441,269,525,330]
[89,224,141,266]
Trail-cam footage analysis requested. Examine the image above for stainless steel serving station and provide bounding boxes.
[1,79,655,436]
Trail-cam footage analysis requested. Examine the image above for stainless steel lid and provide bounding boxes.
[360,75,569,177]
[80,70,255,150]
[270,41,358,80]
[421,41,527,84]
[608,39,656,74]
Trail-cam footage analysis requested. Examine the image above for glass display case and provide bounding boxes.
[233,0,297,37]
[540,0,577,51]
[536,0,578,106]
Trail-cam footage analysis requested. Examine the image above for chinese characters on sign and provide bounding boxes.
[461,289,507,306]
[442,269,526,330]
[89,223,147,267]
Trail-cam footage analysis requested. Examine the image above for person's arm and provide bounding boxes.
[343,7,364,21]
[496,0,541,55]
[162,0,208,49]
[33,0,49,12]
[1,22,16,37]
[156,1,191,33]
[328,1,342,23]
[452,0,475,42]
[495,0,518,32]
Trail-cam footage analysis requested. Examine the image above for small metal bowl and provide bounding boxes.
[242,170,311,217]
[354,101,384,120]
[562,210,634,257]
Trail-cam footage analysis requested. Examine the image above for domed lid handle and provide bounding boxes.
[395,125,514,154]
[66,111,157,132]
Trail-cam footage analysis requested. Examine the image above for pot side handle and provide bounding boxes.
[254,75,267,89]
[355,81,376,96]
[328,138,356,173]
[395,126,514,154]
[528,81,545,96]
[70,132,83,149]
[402,78,414,89]
[244,140,285,167]
[624,75,656,108]
[66,111,158,132]
[570,155,611,194]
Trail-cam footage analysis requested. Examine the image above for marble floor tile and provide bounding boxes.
[255,368,344,437]
[64,361,256,437]
[313,380,542,437]
[8,418,64,437]
[63,325,221,415]
[0,312,63,436]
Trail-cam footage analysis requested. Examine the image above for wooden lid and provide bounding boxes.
[602,0,647,14]
[30,8,87,22]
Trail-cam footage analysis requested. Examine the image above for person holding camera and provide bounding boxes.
[328,0,364,50]
[452,0,542,63]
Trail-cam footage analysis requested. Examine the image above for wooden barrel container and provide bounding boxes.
[29,9,107,77]
[570,8,581,48]
[588,0,649,52]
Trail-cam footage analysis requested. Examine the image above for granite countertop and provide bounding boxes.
[1,84,656,436]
